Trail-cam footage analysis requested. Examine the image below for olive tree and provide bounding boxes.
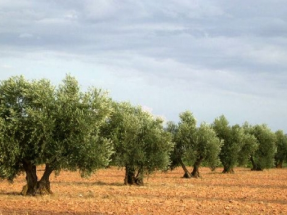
[168,111,221,178]
[101,102,173,185]
[250,124,276,171]
[0,75,113,195]
[274,130,287,168]
[167,111,197,178]
[237,123,258,167]
[212,116,245,173]
[189,123,222,178]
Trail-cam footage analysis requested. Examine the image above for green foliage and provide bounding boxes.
[168,111,221,176]
[0,75,113,181]
[250,124,276,170]
[237,123,258,166]
[45,75,113,176]
[274,130,287,167]
[0,76,54,181]
[194,123,222,169]
[0,117,21,181]
[102,102,173,178]
[0,74,285,188]
[212,116,244,172]
[167,111,197,169]
[166,121,179,169]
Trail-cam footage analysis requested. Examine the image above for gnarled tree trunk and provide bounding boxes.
[37,164,54,194]
[222,166,234,174]
[124,166,143,185]
[191,156,203,178]
[210,165,217,172]
[179,158,191,178]
[21,163,54,196]
[250,156,263,171]
[22,160,38,196]
[275,160,283,168]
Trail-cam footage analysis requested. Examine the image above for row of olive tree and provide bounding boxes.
[166,111,222,178]
[0,75,174,195]
[1,75,287,196]
[168,112,287,178]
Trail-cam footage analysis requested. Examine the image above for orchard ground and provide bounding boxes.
[0,167,287,214]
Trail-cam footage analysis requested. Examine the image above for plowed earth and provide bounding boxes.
[0,167,287,214]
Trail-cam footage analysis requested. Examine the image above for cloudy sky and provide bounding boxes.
[1,0,287,131]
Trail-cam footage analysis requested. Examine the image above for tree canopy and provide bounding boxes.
[0,74,286,196]
[168,111,221,178]
[250,124,276,171]
[212,116,245,173]
[274,130,287,168]
[101,102,174,185]
[237,122,258,167]
[167,111,197,178]
[189,122,222,177]
[0,75,113,195]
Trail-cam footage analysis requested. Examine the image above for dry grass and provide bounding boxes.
[0,167,287,214]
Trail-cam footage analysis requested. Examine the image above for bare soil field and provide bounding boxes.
[0,167,287,215]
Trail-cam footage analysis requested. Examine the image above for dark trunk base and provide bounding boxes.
[182,172,191,178]
[124,174,144,185]
[222,167,234,174]
[251,167,263,171]
[250,156,263,171]
[191,169,200,178]
[124,166,144,186]
[179,159,191,178]
[37,180,53,195]
[21,181,53,196]
[21,164,54,196]
[276,161,283,168]
[210,166,217,172]
[37,164,53,194]
[191,157,203,178]
[22,160,38,196]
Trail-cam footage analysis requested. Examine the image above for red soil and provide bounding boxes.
[0,167,287,214]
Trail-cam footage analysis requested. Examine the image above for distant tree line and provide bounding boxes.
[0,75,286,196]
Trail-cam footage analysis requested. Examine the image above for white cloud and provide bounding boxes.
[0,0,31,8]
[1,64,13,69]
[19,33,34,39]
[247,45,287,65]
[121,23,187,32]
[63,11,79,20]
[83,0,120,20]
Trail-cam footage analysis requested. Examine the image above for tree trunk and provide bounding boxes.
[275,160,283,168]
[250,156,263,171]
[222,166,234,174]
[21,162,54,196]
[37,164,54,195]
[124,166,144,185]
[22,160,38,196]
[210,165,217,172]
[191,156,203,178]
[124,166,135,185]
[179,158,191,178]
[135,168,144,185]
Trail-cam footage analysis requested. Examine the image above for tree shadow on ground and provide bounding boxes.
[52,180,125,187]
[0,191,21,196]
